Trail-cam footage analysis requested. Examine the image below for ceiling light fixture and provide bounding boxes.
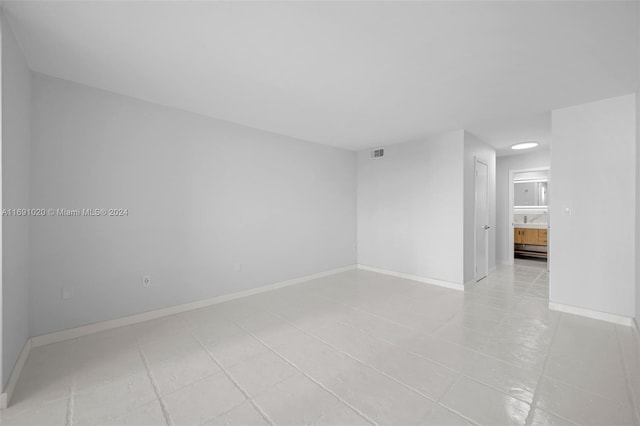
[511,142,539,150]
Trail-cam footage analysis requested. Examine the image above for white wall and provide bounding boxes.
[357,131,465,284]
[495,150,550,264]
[637,95,640,324]
[636,6,640,328]
[2,18,31,388]
[29,74,357,336]
[551,94,636,318]
[463,132,496,282]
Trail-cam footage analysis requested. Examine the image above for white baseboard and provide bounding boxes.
[31,264,357,348]
[356,264,464,291]
[0,338,32,409]
[467,266,497,287]
[464,278,479,289]
[549,302,634,327]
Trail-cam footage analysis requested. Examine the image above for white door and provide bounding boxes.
[475,160,489,281]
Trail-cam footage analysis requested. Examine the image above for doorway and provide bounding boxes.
[475,160,489,281]
[508,167,549,269]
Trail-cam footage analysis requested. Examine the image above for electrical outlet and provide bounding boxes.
[234,262,242,273]
[62,286,73,300]
[142,275,151,287]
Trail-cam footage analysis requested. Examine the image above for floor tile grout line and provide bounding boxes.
[430,269,559,417]
[136,344,175,426]
[292,291,557,391]
[336,300,551,380]
[422,313,488,336]
[65,338,79,426]
[530,384,595,424]
[13,262,622,426]
[531,318,638,408]
[264,310,449,406]
[436,324,499,347]
[330,317,469,376]
[308,277,519,345]
[65,372,76,426]
[199,400,254,425]
[391,264,546,425]
[232,322,379,426]
[132,327,230,400]
[434,402,481,426]
[309,278,510,330]
[308,271,544,382]
[182,324,277,426]
[482,274,547,426]
[431,373,482,426]
[311,399,359,426]
[540,367,637,409]
[449,317,551,410]
[157,368,220,398]
[311,290,460,338]
[131,365,266,425]
[244,393,278,425]
[522,312,573,426]
[614,326,640,425]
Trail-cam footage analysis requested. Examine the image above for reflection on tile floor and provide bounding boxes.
[2,262,640,425]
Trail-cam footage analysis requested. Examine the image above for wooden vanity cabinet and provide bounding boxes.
[514,228,541,245]
[514,227,548,259]
[538,229,548,245]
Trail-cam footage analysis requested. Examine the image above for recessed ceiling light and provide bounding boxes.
[511,142,539,150]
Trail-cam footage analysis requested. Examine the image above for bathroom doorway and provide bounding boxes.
[508,167,549,269]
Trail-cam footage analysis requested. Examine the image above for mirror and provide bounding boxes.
[514,180,548,207]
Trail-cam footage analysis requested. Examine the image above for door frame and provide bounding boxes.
[508,166,550,265]
[474,159,489,281]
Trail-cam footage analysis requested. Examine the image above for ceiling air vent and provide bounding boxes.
[370,148,384,159]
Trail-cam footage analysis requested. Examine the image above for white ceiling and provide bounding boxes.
[468,111,551,157]
[3,1,638,151]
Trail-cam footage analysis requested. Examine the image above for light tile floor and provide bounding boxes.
[2,261,640,426]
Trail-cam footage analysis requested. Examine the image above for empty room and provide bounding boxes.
[1,1,639,425]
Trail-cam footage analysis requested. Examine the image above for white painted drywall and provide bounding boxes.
[29,74,357,336]
[1,12,4,392]
[463,132,496,283]
[551,94,636,318]
[495,151,550,264]
[357,131,465,284]
[636,4,640,329]
[2,18,31,388]
[636,89,640,326]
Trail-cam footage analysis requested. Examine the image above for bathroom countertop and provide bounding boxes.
[513,223,548,229]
